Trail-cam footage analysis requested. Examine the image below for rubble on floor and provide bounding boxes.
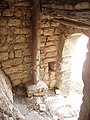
[13,86,83,120]
[0,68,83,120]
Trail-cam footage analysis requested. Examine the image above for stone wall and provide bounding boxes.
[40,8,85,92]
[0,0,32,86]
[40,13,60,88]
[40,5,90,97]
[0,0,89,93]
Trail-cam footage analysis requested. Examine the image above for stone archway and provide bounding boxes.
[56,31,90,119]
[58,33,86,97]
[71,34,89,94]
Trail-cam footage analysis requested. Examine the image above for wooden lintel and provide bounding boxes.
[31,0,41,84]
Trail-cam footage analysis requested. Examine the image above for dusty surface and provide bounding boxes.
[13,86,83,120]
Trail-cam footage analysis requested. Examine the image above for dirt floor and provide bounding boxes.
[13,84,83,120]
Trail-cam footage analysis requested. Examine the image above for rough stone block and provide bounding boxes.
[23,48,31,56]
[5,67,18,74]
[48,62,56,71]
[40,68,44,77]
[44,57,56,63]
[41,36,46,42]
[45,46,56,53]
[47,35,59,41]
[0,28,8,35]
[2,58,23,68]
[49,72,55,80]
[15,50,22,58]
[21,78,29,84]
[55,89,61,95]
[24,57,31,63]
[23,63,31,70]
[16,35,26,43]
[46,41,54,46]
[17,64,25,71]
[50,80,56,88]
[0,46,8,52]
[8,19,20,26]
[7,35,13,43]
[12,79,21,86]
[3,9,13,16]
[46,51,57,58]
[15,28,31,34]
[14,43,28,50]
[54,28,60,35]
[41,20,50,28]
[44,67,48,74]
[10,71,28,80]
[25,80,48,97]
[51,21,59,27]
[39,103,46,112]
[41,29,44,35]
[0,19,7,26]
[9,51,14,59]
[34,91,46,97]
[14,10,23,17]
[44,28,54,36]
[0,52,8,61]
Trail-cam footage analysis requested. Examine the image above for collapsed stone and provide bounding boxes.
[25,80,48,97]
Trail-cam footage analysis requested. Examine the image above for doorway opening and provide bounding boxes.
[58,33,89,119]
[71,34,89,94]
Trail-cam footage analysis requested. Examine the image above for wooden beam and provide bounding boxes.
[31,0,41,84]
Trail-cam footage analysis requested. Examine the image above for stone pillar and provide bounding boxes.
[78,40,90,120]
[31,0,41,83]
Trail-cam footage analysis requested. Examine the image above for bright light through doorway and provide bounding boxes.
[71,34,89,82]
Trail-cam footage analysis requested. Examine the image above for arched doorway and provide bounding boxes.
[59,33,89,118]
[71,34,89,94]
[59,33,89,96]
